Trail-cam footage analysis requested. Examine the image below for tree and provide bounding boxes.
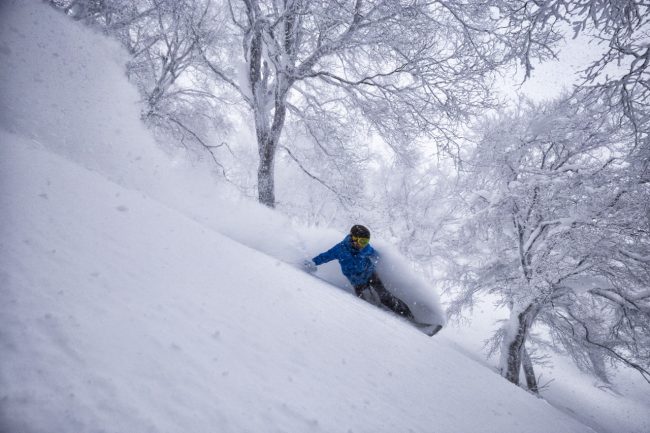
[363,159,458,271]
[122,0,236,174]
[124,0,209,119]
[52,0,235,176]
[198,0,563,207]
[448,96,650,390]
[519,0,649,178]
[49,0,153,28]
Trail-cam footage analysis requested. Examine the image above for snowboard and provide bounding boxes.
[360,286,443,337]
[376,303,443,337]
[412,321,443,337]
[378,300,443,337]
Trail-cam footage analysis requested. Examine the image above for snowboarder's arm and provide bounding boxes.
[312,243,342,266]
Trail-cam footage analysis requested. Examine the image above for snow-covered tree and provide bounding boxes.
[121,0,208,117]
[448,96,650,390]
[363,160,457,272]
[120,0,237,174]
[520,0,649,179]
[49,0,129,24]
[197,0,563,207]
[51,0,237,177]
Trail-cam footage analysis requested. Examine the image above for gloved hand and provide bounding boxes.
[302,259,317,273]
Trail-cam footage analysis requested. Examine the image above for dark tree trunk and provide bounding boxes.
[522,346,539,393]
[503,303,539,386]
[256,88,288,208]
[257,134,277,207]
[245,1,291,208]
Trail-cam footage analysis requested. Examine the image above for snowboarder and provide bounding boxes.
[303,225,414,320]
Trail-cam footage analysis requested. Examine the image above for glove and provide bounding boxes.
[302,259,317,273]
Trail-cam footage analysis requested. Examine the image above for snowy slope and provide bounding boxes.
[443,300,650,433]
[0,2,647,433]
[1,131,595,433]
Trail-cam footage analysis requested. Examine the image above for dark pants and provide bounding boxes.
[354,273,414,320]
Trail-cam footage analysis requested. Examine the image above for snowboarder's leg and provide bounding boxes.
[353,283,368,298]
[368,274,415,320]
[354,283,380,306]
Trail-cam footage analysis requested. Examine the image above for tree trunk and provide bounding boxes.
[588,349,610,384]
[245,2,290,209]
[522,346,539,393]
[502,303,539,386]
[257,134,277,207]
[255,87,288,207]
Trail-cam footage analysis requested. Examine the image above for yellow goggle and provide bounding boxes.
[352,236,370,247]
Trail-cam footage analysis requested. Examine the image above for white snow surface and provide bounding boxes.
[1,130,593,433]
[0,1,648,433]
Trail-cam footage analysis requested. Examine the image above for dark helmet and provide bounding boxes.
[350,224,370,239]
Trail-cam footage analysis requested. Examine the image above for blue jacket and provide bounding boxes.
[312,235,378,286]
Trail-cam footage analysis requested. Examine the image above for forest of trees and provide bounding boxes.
[49,0,648,392]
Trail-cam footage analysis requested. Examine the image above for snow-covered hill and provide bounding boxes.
[1,128,592,433]
[0,2,648,433]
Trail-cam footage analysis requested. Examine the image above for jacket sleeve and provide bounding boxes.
[312,243,342,265]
